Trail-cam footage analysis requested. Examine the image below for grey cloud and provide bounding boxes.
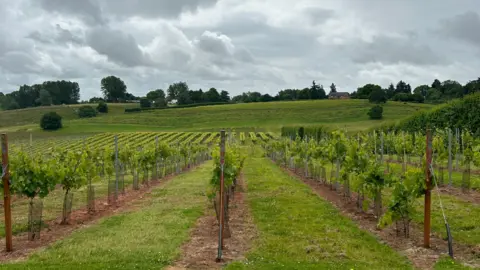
[36,0,105,25]
[0,51,40,74]
[440,11,480,47]
[195,31,233,56]
[350,34,446,66]
[304,7,335,25]
[86,27,147,67]
[99,0,219,18]
[28,25,84,45]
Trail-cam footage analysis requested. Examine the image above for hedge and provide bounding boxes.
[376,93,480,134]
[281,125,330,141]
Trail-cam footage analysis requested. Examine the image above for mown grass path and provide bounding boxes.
[0,162,211,270]
[227,156,413,270]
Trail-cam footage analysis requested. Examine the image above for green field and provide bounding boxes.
[0,100,432,137]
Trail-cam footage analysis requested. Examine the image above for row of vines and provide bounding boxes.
[2,134,211,241]
[267,130,480,237]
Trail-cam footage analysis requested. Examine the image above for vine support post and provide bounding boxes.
[216,130,226,262]
[424,129,433,248]
[380,132,384,164]
[448,130,453,186]
[114,135,119,201]
[1,134,13,252]
[155,135,159,180]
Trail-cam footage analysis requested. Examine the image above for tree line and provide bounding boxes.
[354,78,480,104]
[2,75,479,111]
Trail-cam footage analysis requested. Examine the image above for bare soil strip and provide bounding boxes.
[167,173,256,270]
[278,163,480,270]
[0,168,197,262]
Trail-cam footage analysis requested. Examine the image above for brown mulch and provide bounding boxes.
[166,173,256,270]
[279,164,480,270]
[0,168,196,262]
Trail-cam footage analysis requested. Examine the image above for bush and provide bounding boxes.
[78,105,97,118]
[140,98,152,108]
[368,105,383,120]
[369,88,387,103]
[40,112,62,130]
[97,102,108,113]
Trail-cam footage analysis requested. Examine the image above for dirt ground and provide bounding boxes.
[167,173,256,269]
[280,163,480,270]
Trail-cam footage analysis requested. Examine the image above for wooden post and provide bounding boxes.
[424,129,433,248]
[216,130,226,262]
[1,134,13,252]
[114,135,119,200]
[448,130,452,186]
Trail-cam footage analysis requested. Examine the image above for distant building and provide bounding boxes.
[328,92,350,99]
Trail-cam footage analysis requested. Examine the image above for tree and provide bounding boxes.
[38,89,52,106]
[368,105,383,120]
[413,85,430,99]
[369,88,387,103]
[220,90,230,102]
[310,81,327,99]
[464,78,480,95]
[330,83,337,94]
[440,80,463,99]
[153,97,167,108]
[203,88,221,102]
[189,89,204,103]
[78,105,97,118]
[177,89,192,105]
[385,83,396,99]
[259,94,274,102]
[167,82,189,102]
[101,76,127,102]
[97,101,108,113]
[356,84,382,99]
[40,112,62,130]
[89,97,104,103]
[146,89,165,102]
[431,79,442,89]
[395,81,411,94]
[140,98,152,108]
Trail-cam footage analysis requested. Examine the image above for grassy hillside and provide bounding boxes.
[0,103,138,130]
[65,100,433,133]
[1,100,433,136]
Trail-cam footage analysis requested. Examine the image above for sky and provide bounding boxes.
[0,0,480,99]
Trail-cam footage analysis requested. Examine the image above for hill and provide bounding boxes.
[62,100,432,134]
[0,100,432,137]
[0,103,138,130]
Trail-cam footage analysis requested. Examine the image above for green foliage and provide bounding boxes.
[209,143,245,199]
[10,151,58,199]
[101,76,127,102]
[77,105,97,118]
[40,112,62,130]
[139,98,152,108]
[368,105,383,120]
[379,168,425,230]
[369,87,387,103]
[96,101,108,113]
[385,93,480,133]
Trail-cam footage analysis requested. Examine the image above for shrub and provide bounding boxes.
[369,88,387,103]
[40,112,62,130]
[140,98,152,108]
[368,105,383,120]
[78,105,97,118]
[97,101,108,113]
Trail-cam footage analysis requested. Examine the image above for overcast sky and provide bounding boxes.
[1,0,479,99]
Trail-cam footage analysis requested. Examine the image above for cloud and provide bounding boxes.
[350,34,447,66]
[98,0,219,19]
[86,27,148,67]
[36,0,105,25]
[439,11,480,48]
[1,0,480,99]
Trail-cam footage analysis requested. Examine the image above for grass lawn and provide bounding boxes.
[227,156,412,269]
[0,162,211,269]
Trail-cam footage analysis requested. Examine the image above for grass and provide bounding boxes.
[226,155,412,269]
[0,163,181,237]
[0,103,138,130]
[0,162,211,269]
[1,100,432,136]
